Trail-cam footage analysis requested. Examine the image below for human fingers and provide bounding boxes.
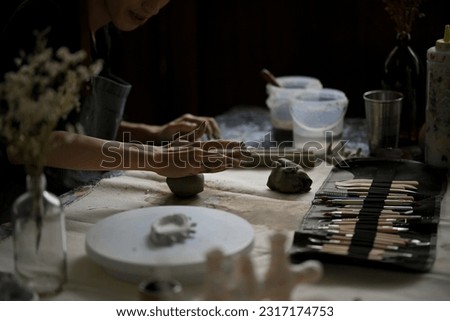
[199,140,253,160]
[151,146,230,177]
[169,140,244,158]
[176,114,221,139]
[167,139,192,148]
[168,122,207,147]
[161,121,198,141]
[169,140,250,159]
[196,145,255,170]
[161,154,248,177]
[203,117,221,139]
[199,140,242,150]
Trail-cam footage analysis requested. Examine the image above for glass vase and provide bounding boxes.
[382,32,422,146]
[12,174,67,295]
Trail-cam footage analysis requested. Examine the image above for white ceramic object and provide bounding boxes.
[85,206,254,284]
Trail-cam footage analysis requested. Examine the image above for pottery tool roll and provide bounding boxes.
[289,158,447,272]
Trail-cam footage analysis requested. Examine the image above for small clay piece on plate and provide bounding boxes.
[150,213,196,246]
[267,158,312,193]
[166,174,204,197]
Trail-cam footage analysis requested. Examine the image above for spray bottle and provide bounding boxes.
[425,25,450,169]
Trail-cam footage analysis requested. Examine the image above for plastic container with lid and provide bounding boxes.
[425,25,450,169]
[266,76,322,130]
[289,88,348,150]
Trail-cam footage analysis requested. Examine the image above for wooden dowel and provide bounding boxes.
[336,179,419,186]
[326,198,413,206]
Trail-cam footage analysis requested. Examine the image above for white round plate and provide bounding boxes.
[85,206,254,284]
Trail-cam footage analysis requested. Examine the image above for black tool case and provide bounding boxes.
[290,158,448,272]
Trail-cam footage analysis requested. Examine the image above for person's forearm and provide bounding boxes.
[117,121,162,144]
[7,131,150,172]
[44,131,116,170]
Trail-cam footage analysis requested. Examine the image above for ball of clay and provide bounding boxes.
[166,174,204,197]
[267,158,312,194]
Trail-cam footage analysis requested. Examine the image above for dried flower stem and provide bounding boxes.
[0,29,102,176]
[383,0,424,34]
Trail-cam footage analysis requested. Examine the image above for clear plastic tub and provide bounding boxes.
[289,88,348,149]
[266,76,322,130]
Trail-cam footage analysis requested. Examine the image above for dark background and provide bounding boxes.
[2,0,449,125]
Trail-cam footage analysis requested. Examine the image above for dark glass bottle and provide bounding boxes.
[382,32,422,146]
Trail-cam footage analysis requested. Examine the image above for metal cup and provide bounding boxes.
[363,90,403,156]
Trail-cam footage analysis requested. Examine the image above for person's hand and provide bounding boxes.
[168,122,246,156]
[159,113,221,141]
[148,144,237,178]
[147,122,249,178]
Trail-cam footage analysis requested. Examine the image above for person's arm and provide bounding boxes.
[7,131,116,171]
[7,130,244,178]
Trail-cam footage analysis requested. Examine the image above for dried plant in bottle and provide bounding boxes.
[0,28,102,176]
[382,0,424,34]
[1,29,103,253]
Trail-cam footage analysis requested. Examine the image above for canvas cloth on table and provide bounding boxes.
[1,164,450,300]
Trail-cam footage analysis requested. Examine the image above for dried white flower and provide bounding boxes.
[0,29,103,176]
